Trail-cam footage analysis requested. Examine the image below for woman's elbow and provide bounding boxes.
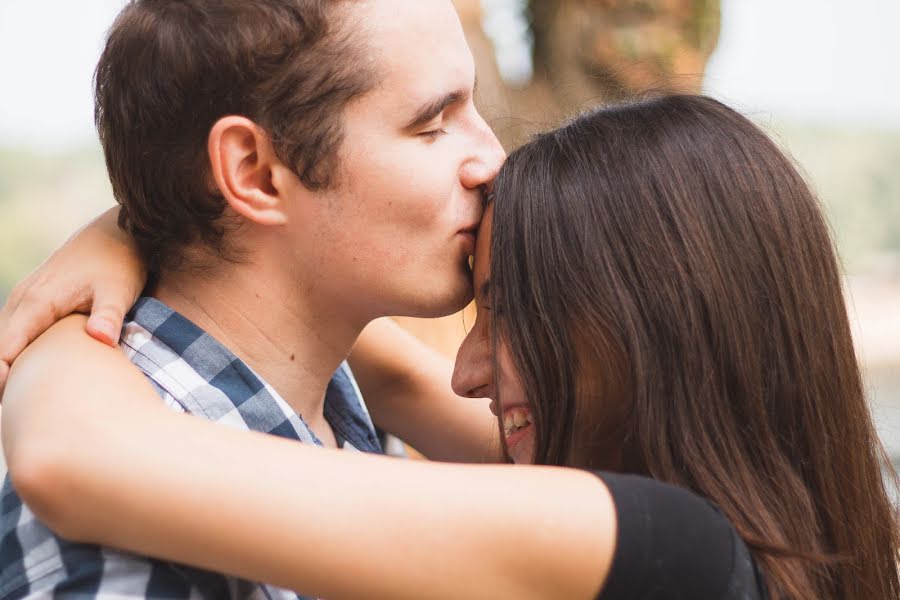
[6,434,88,540]
[2,316,131,539]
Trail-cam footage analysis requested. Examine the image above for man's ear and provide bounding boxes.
[207,116,290,226]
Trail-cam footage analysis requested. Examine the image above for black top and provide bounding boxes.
[594,472,767,600]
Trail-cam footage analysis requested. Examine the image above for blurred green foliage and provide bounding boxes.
[767,123,900,270]
[0,145,114,299]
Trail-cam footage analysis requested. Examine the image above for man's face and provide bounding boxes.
[306,0,505,321]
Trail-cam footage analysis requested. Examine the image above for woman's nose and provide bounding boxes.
[451,329,492,399]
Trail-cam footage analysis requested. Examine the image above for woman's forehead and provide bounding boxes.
[472,205,493,298]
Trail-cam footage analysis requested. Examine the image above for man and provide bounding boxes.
[0,0,504,597]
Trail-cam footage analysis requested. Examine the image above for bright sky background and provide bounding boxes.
[0,1,127,150]
[1,0,899,152]
[704,0,900,130]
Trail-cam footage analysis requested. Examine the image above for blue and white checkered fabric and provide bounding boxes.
[0,297,382,599]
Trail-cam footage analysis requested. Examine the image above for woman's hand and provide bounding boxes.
[0,208,146,393]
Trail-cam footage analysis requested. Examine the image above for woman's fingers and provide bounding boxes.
[86,284,136,346]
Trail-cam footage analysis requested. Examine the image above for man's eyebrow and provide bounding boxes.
[404,88,469,130]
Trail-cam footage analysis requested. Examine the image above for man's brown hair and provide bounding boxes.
[95,0,374,273]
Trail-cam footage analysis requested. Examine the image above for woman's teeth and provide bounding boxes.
[503,408,533,437]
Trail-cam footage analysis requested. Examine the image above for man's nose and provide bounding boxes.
[460,116,506,190]
[451,330,492,399]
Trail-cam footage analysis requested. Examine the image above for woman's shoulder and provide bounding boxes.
[591,471,767,600]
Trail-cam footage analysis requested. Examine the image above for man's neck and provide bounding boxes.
[152,258,366,443]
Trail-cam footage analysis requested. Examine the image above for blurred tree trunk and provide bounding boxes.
[459,0,720,146]
[396,0,721,358]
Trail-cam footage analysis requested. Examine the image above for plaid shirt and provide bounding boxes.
[0,297,382,599]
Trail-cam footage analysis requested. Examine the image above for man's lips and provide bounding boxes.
[458,230,476,256]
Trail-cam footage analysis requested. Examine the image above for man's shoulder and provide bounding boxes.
[118,296,381,452]
[117,297,283,428]
[117,297,324,445]
[117,303,206,411]
[119,296,219,401]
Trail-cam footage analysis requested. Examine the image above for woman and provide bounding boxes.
[1,95,897,599]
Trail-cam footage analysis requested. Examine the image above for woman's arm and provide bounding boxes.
[3,317,615,600]
[350,317,501,463]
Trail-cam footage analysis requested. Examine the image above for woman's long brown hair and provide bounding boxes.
[489,95,899,599]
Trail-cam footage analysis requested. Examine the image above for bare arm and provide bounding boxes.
[350,317,501,463]
[3,317,615,600]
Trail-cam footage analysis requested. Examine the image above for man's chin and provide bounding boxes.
[398,281,473,319]
[431,287,474,317]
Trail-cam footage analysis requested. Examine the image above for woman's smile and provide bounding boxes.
[501,405,535,463]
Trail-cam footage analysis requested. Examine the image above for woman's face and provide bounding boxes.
[451,206,536,464]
